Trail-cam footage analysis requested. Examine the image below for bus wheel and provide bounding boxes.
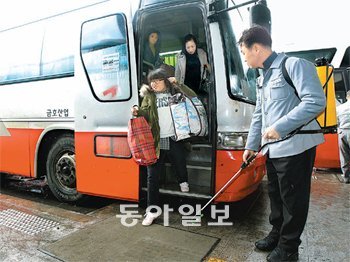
[46,134,82,202]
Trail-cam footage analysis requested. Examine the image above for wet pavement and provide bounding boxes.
[0,170,349,262]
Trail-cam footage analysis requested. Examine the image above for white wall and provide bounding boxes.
[0,0,104,30]
[268,0,349,66]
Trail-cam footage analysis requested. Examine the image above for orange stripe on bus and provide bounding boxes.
[0,128,42,177]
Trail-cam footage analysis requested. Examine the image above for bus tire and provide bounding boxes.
[46,134,82,203]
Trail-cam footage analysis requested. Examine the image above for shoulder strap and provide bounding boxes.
[281,56,300,100]
[281,56,322,133]
[281,57,293,87]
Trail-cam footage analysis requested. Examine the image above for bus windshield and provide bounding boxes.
[218,0,258,105]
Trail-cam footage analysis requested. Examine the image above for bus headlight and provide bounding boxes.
[217,132,248,150]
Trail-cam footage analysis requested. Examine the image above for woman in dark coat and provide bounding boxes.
[143,29,163,77]
[175,34,209,94]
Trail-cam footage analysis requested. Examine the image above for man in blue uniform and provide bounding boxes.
[238,25,326,261]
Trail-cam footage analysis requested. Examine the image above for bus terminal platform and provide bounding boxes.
[0,170,349,261]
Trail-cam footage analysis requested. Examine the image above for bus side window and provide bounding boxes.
[0,23,44,84]
[41,14,76,77]
[334,70,347,104]
[81,14,131,101]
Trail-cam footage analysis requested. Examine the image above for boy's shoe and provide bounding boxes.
[142,212,160,226]
[179,182,189,192]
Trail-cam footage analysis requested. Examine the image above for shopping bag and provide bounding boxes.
[127,116,157,166]
[198,65,210,94]
[169,93,208,141]
[169,93,191,141]
[188,96,208,136]
[184,97,202,136]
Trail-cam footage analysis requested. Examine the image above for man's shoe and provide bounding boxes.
[343,177,350,184]
[255,231,279,251]
[142,212,160,226]
[266,247,299,262]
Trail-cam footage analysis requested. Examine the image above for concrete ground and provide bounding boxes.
[0,171,349,262]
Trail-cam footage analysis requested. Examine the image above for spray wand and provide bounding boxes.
[194,126,306,218]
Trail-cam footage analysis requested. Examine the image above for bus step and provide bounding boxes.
[142,183,211,199]
[141,187,211,199]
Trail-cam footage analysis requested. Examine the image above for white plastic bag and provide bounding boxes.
[169,93,208,141]
[187,96,208,136]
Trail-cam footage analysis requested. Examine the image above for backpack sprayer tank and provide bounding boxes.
[315,57,337,132]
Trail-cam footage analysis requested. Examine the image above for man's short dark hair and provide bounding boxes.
[238,25,272,49]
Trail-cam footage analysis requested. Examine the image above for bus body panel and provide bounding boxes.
[74,2,140,201]
[215,150,266,202]
[29,128,44,177]
[209,19,265,200]
[32,123,75,178]
[0,76,75,176]
[75,132,139,201]
[210,22,255,133]
[314,133,340,169]
[0,127,31,176]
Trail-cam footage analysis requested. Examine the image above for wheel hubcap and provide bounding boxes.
[55,153,76,189]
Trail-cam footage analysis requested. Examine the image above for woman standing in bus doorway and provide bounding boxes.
[175,34,209,94]
[142,29,163,79]
[131,68,196,226]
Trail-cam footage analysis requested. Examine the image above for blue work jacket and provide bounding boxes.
[245,53,326,158]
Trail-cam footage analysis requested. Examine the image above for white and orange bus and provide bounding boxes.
[1,0,271,203]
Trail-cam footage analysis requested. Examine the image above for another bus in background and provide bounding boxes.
[286,46,350,169]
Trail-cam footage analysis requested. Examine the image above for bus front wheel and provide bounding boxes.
[46,134,83,202]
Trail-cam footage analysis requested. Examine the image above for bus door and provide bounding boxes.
[135,1,217,199]
[75,12,140,201]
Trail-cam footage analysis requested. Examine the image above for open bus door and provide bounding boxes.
[74,12,140,201]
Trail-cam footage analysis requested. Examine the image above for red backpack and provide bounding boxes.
[127,116,157,166]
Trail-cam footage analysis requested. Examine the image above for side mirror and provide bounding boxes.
[249,0,271,33]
